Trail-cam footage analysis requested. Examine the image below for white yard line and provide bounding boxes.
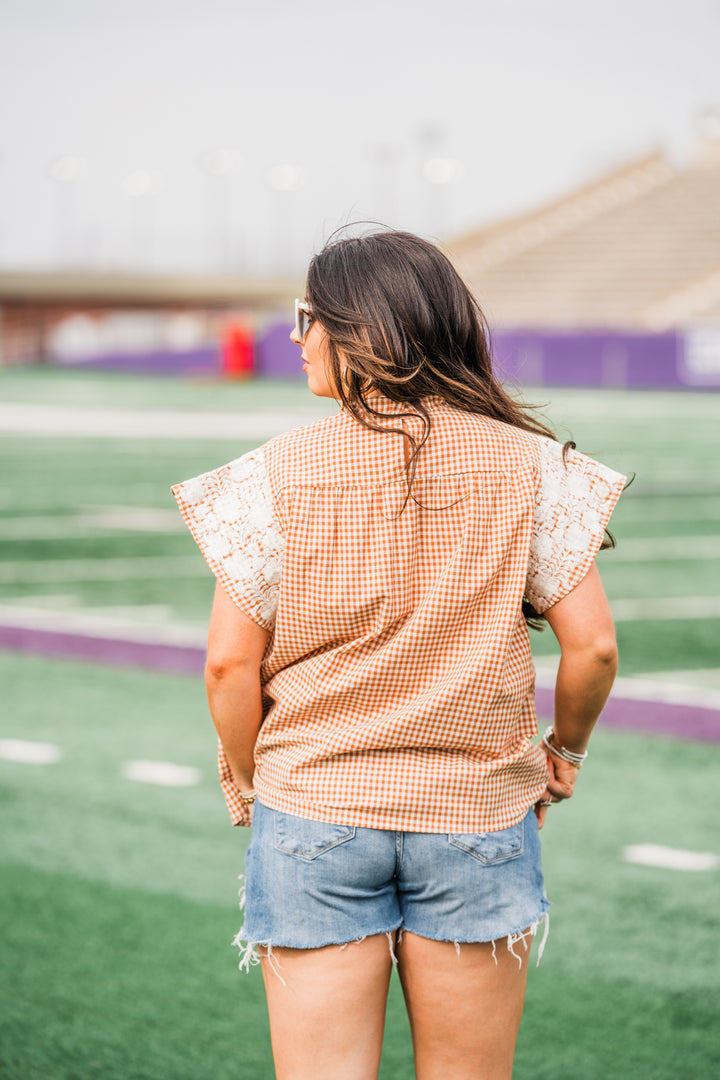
[636,667,720,690]
[1,508,186,539]
[607,536,720,560]
[534,655,720,709]
[616,497,720,521]
[0,402,333,439]
[608,676,720,710]
[2,593,79,608]
[0,556,208,583]
[610,596,720,620]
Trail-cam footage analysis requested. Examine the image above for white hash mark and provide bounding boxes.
[122,760,201,787]
[0,739,62,764]
[622,844,718,872]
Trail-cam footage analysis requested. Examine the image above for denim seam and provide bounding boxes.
[273,824,356,861]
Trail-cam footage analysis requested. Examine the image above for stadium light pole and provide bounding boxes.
[422,156,463,239]
[266,164,306,273]
[48,154,86,267]
[196,148,243,273]
[371,142,400,226]
[121,169,164,271]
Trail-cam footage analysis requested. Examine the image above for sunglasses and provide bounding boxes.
[294,299,314,343]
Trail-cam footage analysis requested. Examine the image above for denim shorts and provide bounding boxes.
[238,801,550,963]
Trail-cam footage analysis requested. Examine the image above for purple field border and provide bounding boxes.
[2,625,719,743]
[0,625,206,676]
[536,687,719,743]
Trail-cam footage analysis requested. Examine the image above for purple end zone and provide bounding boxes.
[0,625,206,676]
[1,625,719,742]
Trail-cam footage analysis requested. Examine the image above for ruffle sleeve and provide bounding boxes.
[525,437,626,613]
[171,446,285,631]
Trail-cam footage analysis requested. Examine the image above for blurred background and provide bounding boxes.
[1,2,719,1078]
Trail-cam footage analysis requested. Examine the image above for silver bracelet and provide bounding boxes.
[541,726,588,768]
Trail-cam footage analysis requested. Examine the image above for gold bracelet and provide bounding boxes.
[238,790,256,804]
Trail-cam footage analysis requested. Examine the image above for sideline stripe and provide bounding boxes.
[0,402,333,439]
[622,844,719,871]
[0,739,62,764]
[0,605,205,646]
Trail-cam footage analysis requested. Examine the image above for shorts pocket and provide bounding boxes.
[273,812,356,861]
[448,818,525,864]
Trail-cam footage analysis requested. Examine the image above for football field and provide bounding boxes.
[1,367,719,1078]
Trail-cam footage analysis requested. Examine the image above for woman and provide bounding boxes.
[172,230,625,1080]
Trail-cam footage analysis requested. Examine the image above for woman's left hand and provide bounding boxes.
[534,754,581,829]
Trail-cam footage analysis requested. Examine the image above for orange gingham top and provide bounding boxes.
[172,395,625,833]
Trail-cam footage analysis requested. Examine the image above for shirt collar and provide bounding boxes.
[351,393,447,416]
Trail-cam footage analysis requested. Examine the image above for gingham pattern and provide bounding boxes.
[173,396,625,832]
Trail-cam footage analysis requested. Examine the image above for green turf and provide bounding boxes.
[1,652,719,1077]
[3,863,718,1080]
[2,372,720,1076]
[2,372,720,676]
[0,864,276,1080]
[0,652,240,901]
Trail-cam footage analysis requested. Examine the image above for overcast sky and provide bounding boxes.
[1,0,718,275]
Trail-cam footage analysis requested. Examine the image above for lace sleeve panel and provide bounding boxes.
[525,438,626,614]
[171,446,285,631]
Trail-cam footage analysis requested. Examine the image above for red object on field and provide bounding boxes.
[221,322,255,378]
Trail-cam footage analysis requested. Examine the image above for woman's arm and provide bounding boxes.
[205,582,270,794]
[538,562,618,816]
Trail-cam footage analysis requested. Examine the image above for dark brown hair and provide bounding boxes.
[306,229,556,451]
[306,229,611,628]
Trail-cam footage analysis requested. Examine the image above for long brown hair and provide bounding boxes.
[306,228,555,457]
[306,229,611,628]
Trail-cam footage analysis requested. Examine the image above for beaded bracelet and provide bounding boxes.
[238,790,256,804]
[541,726,588,769]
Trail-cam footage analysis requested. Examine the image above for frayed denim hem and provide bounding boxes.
[233,875,402,983]
[394,912,549,969]
[233,875,549,980]
[495,911,550,969]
